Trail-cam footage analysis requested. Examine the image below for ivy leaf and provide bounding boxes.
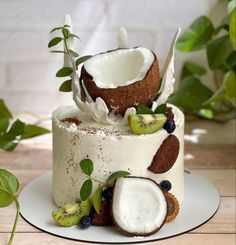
[50,50,66,54]
[2,119,25,140]
[93,187,102,213]
[0,99,12,119]
[107,171,130,186]
[136,104,153,114]
[0,119,9,134]
[226,51,236,70]
[207,35,232,70]
[80,159,94,176]
[50,26,63,33]
[56,67,73,77]
[80,179,92,201]
[0,169,19,195]
[229,8,236,50]
[198,108,214,119]
[154,104,166,114]
[0,140,17,151]
[176,16,214,52]
[21,124,50,140]
[48,37,63,48]
[168,76,213,112]
[69,49,79,57]
[76,55,92,68]
[181,61,206,79]
[0,188,14,207]
[59,79,72,92]
[62,27,70,39]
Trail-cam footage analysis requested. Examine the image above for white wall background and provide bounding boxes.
[0,0,225,115]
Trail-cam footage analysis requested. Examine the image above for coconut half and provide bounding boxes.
[111,177,167,236]
[81,47,160,115]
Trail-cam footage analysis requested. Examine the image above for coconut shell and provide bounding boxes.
[81,48,161,116]
[111,176,167,237]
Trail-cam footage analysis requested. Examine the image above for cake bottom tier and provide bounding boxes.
[52,105,184,207]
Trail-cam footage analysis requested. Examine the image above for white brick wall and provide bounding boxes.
[0,0,225,114]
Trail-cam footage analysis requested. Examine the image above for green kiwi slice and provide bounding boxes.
[128,114,167,135]
[52,199,91,227]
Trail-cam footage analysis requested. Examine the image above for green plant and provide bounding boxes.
[79,159,130,213]
[169,2,236,122]
[48,25,92,92]
[0,99,50,244]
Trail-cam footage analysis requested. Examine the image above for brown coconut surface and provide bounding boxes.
[81,48,161,116]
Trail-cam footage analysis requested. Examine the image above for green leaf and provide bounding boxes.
[0,169,19,195]
[168,76,213,112]
[154,104,166,114]
[50,50,66,54]
[59,79,72,92]
[198,108,214,119]
[229,8,236,50]
[0,118,9,134]
[207,35,232,70]
[3,119,25,140]
[76,55,92,67]
[48,37,63,48]
[226,51,236,70]
[136,104,153,114]
[0,187,14,207]
[56,67,73,77]
[107,171,130,186]
[21,124,50,140]
[69,49,79,57]
[0,99,12,119]
[181,61,206,79]
[224,71,236,107]
[80,179,92,201]
[176,16,214,52]
[62,27,70,39]
[93,187,102,213]
[0,139,18,151]
[50,26,62,33]
[80,159,94,176]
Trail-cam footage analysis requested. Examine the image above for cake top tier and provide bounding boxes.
[50,15,180,126]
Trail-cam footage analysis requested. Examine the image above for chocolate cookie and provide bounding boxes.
[148,134,180,174]
[92,201,113,226]
[165,192,179,222]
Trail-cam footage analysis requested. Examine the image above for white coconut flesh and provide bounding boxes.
[112,177,167,236]
[83,47,154,89]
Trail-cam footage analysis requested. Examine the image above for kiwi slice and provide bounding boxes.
[128,114,167,135]
[52,199,91,227]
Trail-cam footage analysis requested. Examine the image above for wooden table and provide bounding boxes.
[0,136,235,244]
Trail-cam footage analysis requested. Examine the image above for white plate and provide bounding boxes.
[19,170,220,244]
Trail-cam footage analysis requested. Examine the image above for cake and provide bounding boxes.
[51,15,183,236]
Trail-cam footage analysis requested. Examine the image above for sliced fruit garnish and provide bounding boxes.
[111,177,167,236]
[52,199,91,227]
[128,113,166,135]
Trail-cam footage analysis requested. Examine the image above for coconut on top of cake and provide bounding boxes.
[49,15,183,237]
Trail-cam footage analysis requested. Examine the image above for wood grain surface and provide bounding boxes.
[0,142,235,245]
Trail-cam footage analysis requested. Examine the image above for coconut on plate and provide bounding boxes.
[81,47,161,116]
[111,177,167,236]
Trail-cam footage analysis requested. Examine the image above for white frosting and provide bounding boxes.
[52,104,184,207]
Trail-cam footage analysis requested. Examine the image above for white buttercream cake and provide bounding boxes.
[50,15,184,234]
[52,104,184,207]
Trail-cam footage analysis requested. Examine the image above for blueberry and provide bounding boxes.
[102,187,113,201]
[160,180,172,192]
[80,216,91,229]
[164,120,176,133]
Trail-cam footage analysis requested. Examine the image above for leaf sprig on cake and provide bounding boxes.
[48,25,92,92]
[79,159,130,213]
